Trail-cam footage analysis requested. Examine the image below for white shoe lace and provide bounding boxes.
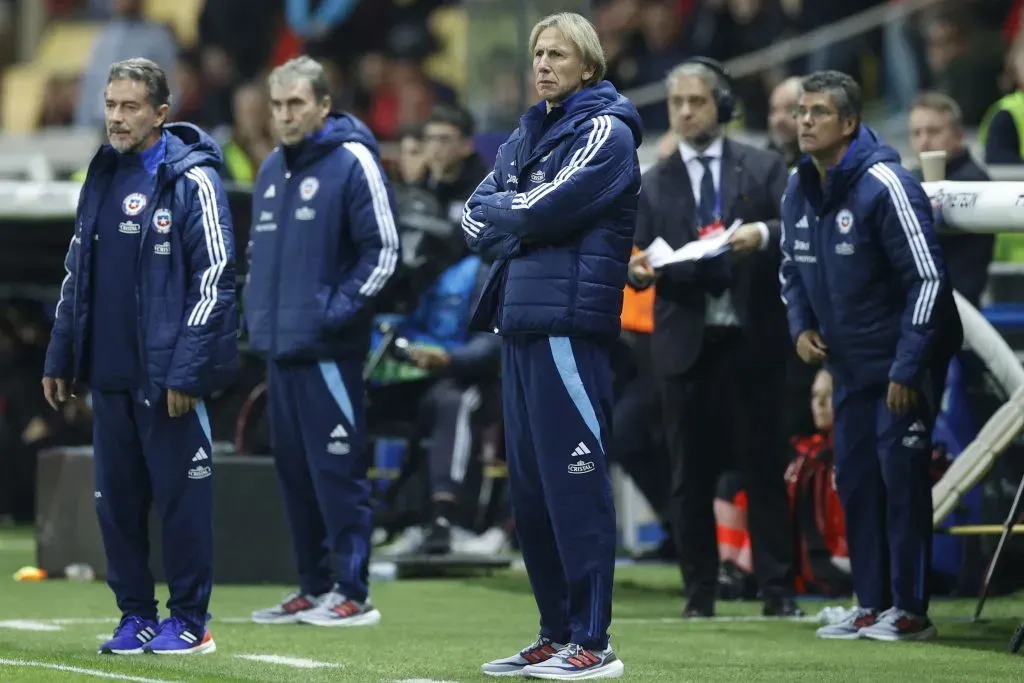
[317,592,349,611]
[839,607,875,626]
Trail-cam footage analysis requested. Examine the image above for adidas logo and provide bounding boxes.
[909,420,926,433]
[135,626,156,643]
[192,447,208,462]
[178,630,198,644]
[571,441,591,458]
[263,185,276,198]
[795,215,809,228]
[330,424,348,439]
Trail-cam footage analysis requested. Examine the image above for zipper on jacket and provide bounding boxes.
[270,169,293,356]
[135,173,163,404]
[71,218,84,387]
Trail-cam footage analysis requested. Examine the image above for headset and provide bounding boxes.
[680,56,737,125]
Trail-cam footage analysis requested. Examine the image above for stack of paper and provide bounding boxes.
[645,220,741,268]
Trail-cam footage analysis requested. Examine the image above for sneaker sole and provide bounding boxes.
[251,612,311,625]
[145,640,217,655]
[860,625,937,642]
[298,609,382,627]
[481,665,529,677]
[815,630,864,640]
[524,658,625,680]
[98,646,146,655]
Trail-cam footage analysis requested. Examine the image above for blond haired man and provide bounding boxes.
[463,11,640,680]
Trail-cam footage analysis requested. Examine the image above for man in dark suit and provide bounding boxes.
[628,57,800,618]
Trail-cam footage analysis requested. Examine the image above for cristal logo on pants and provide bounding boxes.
[568,441,595,474]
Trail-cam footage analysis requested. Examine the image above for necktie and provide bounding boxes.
[696,155,717,228]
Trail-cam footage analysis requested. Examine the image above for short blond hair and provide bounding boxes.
[529,12,607,87]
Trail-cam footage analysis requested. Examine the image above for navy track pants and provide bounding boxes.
[502,335,617,651]
[833,381,938,616]
[267,358,372,602]
[92,390,214,631]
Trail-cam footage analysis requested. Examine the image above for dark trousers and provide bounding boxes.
[502,334,616,650]
[267,359,372,602]
[92,390,213,631]
[659,328,794,601]
[610,335,670,522]
[419,378,495,498]
[833,380,937,616]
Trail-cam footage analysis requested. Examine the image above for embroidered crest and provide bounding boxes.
[122,193,147,216]
[153,208,172,233]
[300,177,319,201]
[836,209,854,234]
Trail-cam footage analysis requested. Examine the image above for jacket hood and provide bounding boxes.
[285,111,379,169]
[526,80,644,149]
[161,122,224,178]
[797,124,901,208]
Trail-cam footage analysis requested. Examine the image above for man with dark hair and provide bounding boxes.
[245,55,399,628]
[780,70,962,641]
[628,57,799,621]
[908,91,992,306]
[43,57,237,655]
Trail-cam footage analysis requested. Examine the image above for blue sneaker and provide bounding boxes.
[143,616,216,655]
[98,616,158,655]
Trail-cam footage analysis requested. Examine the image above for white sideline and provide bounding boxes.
[0,658,179,682]
[236,654,341,669]
[0,620,62,631]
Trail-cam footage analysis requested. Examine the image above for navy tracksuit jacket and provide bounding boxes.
[779,125,963,615]
[463,82,643,650]
[43,124,238,630]
[244,113,399,601]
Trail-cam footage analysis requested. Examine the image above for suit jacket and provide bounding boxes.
[633,137,790,377]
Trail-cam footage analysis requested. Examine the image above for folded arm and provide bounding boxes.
[462,146,522,260]
[477,115,637,243]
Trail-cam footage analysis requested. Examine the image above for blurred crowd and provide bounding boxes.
[3,0,1024,595]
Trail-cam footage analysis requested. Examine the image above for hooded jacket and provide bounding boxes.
[244,112,400,361]
[43,123,238,402]
[461,81,644,341]
[779,125,962,393]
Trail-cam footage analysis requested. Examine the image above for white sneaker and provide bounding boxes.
[481,635,564,677]
[815,607,879,639]
[859,607,937,642]
[376,526,425,556]
[296,590,381,627]
[457,527,511,556]
[522,643,624,680]
[251,591,324,624]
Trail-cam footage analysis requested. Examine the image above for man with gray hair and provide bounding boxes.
[465,11,638,680]
[245,55,398,628]
[43,57,237,655]
[628,56,799,621]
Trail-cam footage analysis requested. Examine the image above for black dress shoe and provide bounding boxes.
[683,596,715,618]
[762,595,804,617]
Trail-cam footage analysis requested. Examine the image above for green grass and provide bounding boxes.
[1,526,1023,681]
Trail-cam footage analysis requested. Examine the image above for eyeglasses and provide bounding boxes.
[791,106,836,121]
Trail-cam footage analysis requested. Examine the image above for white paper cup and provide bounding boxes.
[920,150,947,182]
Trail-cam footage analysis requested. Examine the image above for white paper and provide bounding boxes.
[646,220,742,267]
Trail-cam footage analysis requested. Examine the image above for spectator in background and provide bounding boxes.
[219,82,275,185]
[767,76,802,169]
[982,40,1024,164]
[923,5,1005,127]
[633,0,690,130]
[396,124,427,186]
[74,0,179,130]
[909,92,993,306]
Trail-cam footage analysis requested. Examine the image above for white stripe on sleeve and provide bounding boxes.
[53,234,78,321]
[185,167,228,327]
[342,141,400,297]
[867,163,940,326]
[511,115,613,210]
